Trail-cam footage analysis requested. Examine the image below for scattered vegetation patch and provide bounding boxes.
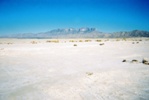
[46,40,51,43]
[85,40,91,42]
[96,40,102,42]
[122,38,127,41]
[0,48,4,50]
[131,59,138,63]
[116,39,120,41]
[122,59,127,62]
[79,40,83,42]
[104,39,109,42]
[31,41,37,44]
[99,43,104,46]
[69,40,76,42]
[122,58,149,65]
[7,43,13,45]
[86,72,93,76]
[132,42,140,44]
[142,58,149,65]
[46,40,59,43]
[73,44,77,46]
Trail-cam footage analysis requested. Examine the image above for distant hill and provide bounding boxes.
[1,28,149,38]
[110,30,149,38]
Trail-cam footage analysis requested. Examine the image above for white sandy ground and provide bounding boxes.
[0,38,149,100]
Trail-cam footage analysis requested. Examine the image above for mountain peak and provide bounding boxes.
[49,27,96,33]
[0,28,149,38]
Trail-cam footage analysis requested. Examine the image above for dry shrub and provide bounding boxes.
[122,59,127,62]
[122,38,127,41]
[132,42,135,44]
[73,44,77,46]
[46,40,59,43]
[99,43,104,46]
[69,40,75,42]
[116,39,120,41]
[79,40,83,42]
[85,40,91,42]
[46,40,51,43]
[142,58,149,65]
[7,43,13,45]
[131,59,138,63]
[96,40,102,42]
[0,48,4,50]
[31,41,37,44]
[86,72,93,76]
[104,39,109,42]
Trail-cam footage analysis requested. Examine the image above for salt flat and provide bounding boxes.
[0,38,149,100]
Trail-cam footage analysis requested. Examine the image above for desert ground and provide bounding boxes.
[0,38,149,100]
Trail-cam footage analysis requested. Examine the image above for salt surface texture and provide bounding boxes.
[0,39,149,100]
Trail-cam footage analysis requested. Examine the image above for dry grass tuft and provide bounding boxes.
[46,40,59,43]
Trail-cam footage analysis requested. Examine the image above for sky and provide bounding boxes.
[0,0,149,35]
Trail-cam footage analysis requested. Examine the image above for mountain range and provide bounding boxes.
[1,28,149,38]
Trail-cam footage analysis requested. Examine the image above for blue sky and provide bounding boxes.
[0,0,149,35]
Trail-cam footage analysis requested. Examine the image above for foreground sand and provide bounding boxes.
[0,38,149,100]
